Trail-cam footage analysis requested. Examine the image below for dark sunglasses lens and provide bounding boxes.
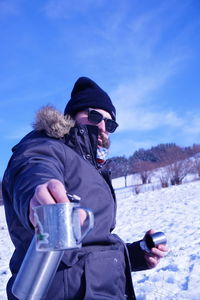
[105,119,118,133]
[88,109,118,133]
[88,110,103,124]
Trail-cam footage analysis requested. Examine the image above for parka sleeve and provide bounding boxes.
[127,241,149,271]
[7,138,67,232]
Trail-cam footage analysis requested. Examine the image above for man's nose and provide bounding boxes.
[98,120,106,133]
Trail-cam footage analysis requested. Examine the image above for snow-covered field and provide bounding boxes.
[114,180,200,299]
[0,206,14,299]
[1,180,200,299]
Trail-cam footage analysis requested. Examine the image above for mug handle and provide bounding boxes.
[74,208,94,244]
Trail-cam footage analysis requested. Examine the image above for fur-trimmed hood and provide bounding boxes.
[32,106,75,138]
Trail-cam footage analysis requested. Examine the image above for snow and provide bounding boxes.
[113,180,200,299]
[1,180,200,299]
[0,207,13,299]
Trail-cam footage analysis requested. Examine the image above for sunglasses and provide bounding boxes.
[87,109,118,133]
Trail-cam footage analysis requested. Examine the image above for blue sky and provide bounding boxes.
[0,0,200,178]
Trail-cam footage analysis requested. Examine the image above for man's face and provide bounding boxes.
[75,108,111,148]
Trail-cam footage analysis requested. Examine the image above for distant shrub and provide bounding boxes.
[133,185,140,195]
[166,159,191,185]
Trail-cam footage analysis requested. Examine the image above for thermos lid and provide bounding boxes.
[145,232,167,249]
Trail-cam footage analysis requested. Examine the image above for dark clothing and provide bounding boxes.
[3,122,148,299]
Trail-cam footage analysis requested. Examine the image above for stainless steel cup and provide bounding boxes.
[34,202,94,251]
[12,200,94,300]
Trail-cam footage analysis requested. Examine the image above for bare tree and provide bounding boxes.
[166,159,191,185]
[107,156,131,186]
[133,160,154,184]
[192,157,200,178]
[123,160,130,187]
[158,169,169,188]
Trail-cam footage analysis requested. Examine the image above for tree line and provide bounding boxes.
[106,143,200,187]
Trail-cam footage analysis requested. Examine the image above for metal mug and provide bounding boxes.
[33,202,94,251]
[12,199,94,300]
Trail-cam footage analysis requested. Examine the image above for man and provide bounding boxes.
[3,77,168,299]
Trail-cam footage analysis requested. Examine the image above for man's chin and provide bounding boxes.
[98,136,110,149]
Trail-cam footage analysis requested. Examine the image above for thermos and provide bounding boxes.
[12,237,64,300]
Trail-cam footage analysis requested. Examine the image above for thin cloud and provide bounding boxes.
[111,59,180,107]
[109,4,193,133]
[183,114,200,135]
[112,110,200,156]
[163,112,184,127]
[116,109,184,132]
[110,53,186,132]
[42,0,195,88]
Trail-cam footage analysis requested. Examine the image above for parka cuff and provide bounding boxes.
[13,187,35,233]
[127,240,149,272]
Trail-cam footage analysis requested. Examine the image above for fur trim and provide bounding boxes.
[32,105,75,138]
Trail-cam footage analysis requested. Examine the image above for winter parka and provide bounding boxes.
[2,106,148,300]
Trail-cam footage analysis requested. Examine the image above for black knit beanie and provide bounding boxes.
[64,77,116,121]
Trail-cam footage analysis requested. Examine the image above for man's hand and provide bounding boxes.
[29,179,86,226]
[143,229,169,269]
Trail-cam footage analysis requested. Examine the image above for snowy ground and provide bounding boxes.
[1,180,200,299]
[114,180,200,300]
[0,206,14,300]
